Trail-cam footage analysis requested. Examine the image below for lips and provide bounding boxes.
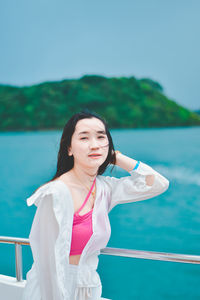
[88,153,102,157]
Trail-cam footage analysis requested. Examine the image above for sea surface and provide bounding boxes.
[0,126,200,300]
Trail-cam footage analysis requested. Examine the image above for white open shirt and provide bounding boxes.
[22,161,169,300]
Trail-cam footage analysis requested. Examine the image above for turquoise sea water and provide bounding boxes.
[0,127,200,299]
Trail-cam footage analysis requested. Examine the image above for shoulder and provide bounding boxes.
[96,174,115,191]
[26,179,68,207]
[97,173,118,183]
[96,174,107,184]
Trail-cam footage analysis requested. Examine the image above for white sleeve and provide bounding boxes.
[27,186,62,300]
[102,161,169,212]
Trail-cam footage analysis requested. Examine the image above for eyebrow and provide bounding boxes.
[78,130,106,135]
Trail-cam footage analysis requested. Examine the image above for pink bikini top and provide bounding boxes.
[69,178,96,256]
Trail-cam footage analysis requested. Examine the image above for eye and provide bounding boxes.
[98,136,105,139]
[80,137,88,140]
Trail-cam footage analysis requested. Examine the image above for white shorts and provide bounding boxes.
[68,263,102,300]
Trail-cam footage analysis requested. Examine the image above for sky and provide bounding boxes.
[0,0,200,110]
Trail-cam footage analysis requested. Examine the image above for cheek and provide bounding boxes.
[74,141,88,154]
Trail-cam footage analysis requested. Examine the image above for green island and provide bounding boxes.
[0,75,200,131]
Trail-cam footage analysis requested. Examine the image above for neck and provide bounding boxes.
[72,164,97,186]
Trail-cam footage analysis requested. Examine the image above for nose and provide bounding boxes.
[90,137,100,149]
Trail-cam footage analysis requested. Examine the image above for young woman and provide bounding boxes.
[22,110,169,300]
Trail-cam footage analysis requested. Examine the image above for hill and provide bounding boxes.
[0,75,200,131]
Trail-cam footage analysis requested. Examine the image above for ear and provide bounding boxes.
[68,147,73,156]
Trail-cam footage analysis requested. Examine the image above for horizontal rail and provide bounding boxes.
[0,236,29,245]
[100,247,200,264]
[0,236,200,282]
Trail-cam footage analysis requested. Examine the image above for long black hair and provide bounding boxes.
[35,109,117,191]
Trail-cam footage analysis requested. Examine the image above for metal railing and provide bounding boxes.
[0,236,200,282]
[0,236,29,282]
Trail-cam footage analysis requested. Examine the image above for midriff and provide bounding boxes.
[69,254,81,265]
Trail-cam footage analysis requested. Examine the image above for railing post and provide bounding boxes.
[15,243,23,282]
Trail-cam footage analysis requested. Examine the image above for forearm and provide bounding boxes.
[115,152,155,186]
[115,152,138,172]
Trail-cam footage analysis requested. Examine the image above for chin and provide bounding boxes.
[87,160,104,169]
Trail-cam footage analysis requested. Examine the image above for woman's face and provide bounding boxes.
[68,117,109,170]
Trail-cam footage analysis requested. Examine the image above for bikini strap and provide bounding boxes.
[76,178,96,214]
